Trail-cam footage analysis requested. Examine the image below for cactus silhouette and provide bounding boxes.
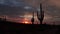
[37,3,44,24]
[3,15,6,21]
[31,11,34,24]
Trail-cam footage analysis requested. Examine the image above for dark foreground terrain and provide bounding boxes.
[0,18,60,34]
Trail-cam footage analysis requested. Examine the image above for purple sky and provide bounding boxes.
[0,0,60,25]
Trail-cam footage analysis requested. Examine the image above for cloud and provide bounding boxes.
[45,0,60,16]
[47,0,60,7]
[0,0,25,7]
[24,0,60,22]
[24,6,32,9]
[0,0,34,17]
[0,0,60,24]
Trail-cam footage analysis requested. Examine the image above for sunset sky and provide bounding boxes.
[0,0,60,25]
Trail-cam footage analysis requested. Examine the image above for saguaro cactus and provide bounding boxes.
[37,3,44,24]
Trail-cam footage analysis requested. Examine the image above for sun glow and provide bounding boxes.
[24,21,28,24]
[23,21,31,24]
[22,18,31,24]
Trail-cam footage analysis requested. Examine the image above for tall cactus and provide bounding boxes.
[31,11,34,24]
[37,3,44,24]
